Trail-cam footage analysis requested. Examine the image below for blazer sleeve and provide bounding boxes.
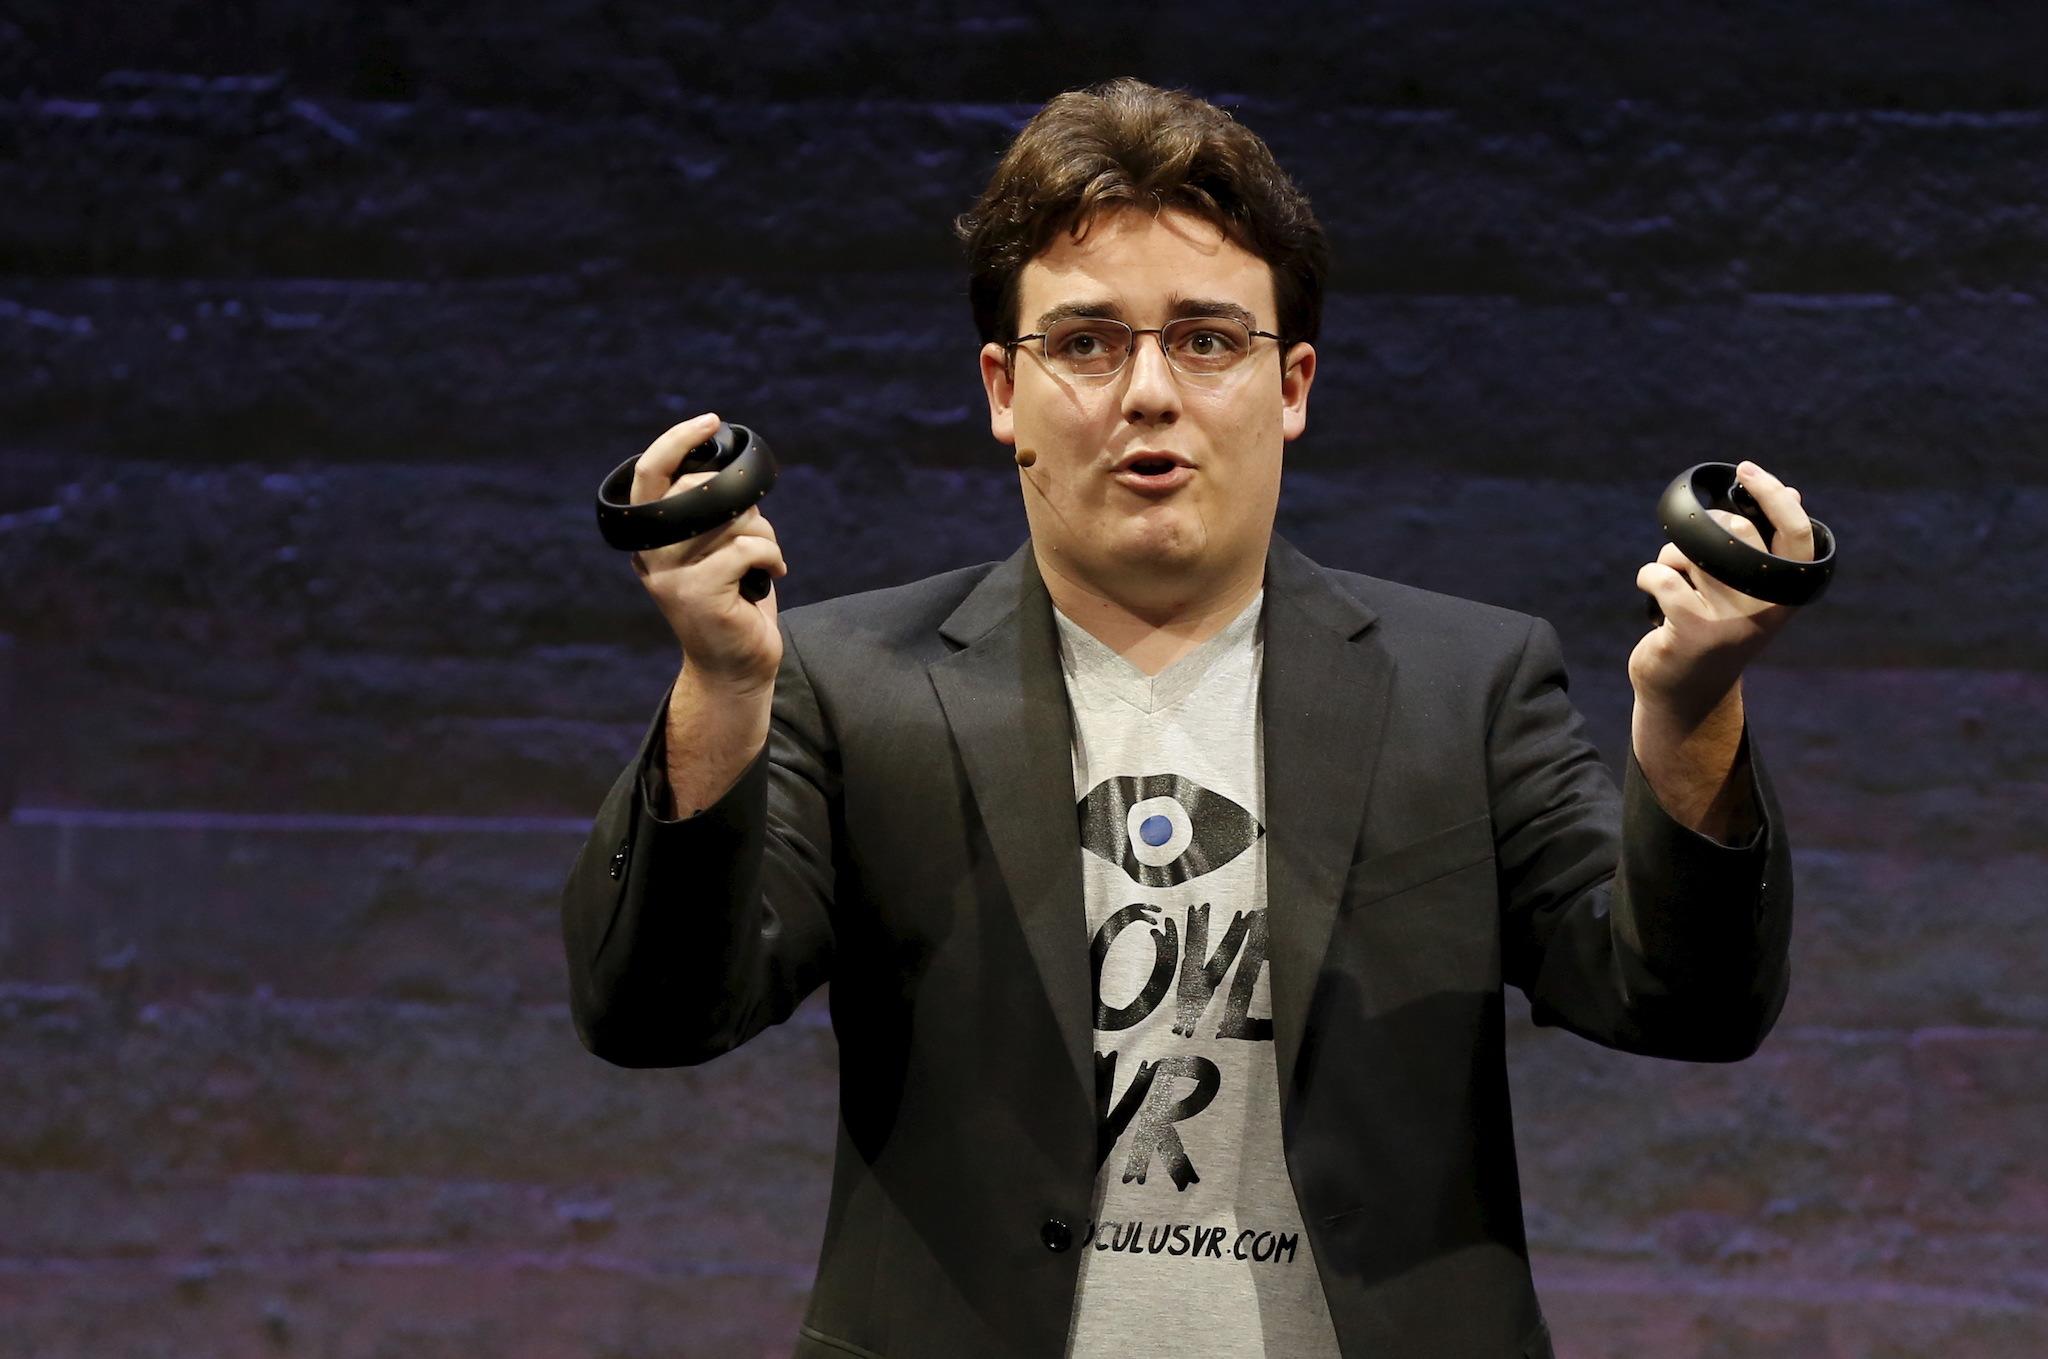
[560,624,840,1068]
[1489,616,1795,1062]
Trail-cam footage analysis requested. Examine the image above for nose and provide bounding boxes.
[1121,330,1181,426]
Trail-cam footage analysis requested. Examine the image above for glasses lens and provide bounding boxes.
[1042,319,1131,376]
[1162,318,1253,374]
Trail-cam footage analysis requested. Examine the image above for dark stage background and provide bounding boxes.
[1,4,2043,1355]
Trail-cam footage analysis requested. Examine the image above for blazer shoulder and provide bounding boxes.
[1319,564,1545,654]
[780,559,1001,655]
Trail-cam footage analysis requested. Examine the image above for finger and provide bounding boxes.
[1636,561,1701,623]
[1707,507,1767,550]
[1736,460,1815,563]
[1652,540,1762,616]
[673,504,779,560]
[631,412,724,506]
[671,470,720,496]
[727,504,778,543]
[679,509,782,571]
[1664,526,1769,614]
[630,476,774,577]
[632,506,778,579]
[1656,540,1700,580]
[639,527,787,586]
[685,532,789,591]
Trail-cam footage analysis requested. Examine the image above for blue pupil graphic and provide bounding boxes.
[1078,774,1263,887]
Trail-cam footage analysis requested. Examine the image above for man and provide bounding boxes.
[561,78,1805,1358]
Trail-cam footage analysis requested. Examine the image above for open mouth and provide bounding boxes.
[1112,456,1194,495]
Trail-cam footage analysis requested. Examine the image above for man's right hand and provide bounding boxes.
[629,411,788,693]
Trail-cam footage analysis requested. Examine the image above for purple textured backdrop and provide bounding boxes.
[2,4,2043,1355]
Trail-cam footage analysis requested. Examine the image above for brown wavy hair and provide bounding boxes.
[954,77,1328,355]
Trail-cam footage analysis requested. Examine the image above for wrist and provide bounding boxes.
[1632,668,1742,738]
[676,655,775,706]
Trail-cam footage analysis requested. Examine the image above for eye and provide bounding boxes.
[1162,321,1253,372]
[1053,326,1116,357]
[1077,774,1264,886]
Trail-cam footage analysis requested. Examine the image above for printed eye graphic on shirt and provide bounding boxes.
[1077,774,1264,886]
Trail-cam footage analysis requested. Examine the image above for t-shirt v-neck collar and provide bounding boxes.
[1053,590,1264,716]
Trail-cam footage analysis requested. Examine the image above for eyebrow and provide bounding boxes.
[1029,296,1261,334]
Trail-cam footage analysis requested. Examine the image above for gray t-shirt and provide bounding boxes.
[1056,593,1342,1359]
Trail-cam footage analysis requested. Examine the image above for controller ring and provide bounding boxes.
[595,422,778,554]
[1657,462,1836,608]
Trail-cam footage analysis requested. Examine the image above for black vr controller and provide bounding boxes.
[594,439,1838,619]
[1648,461,1837,623]
[594,422,780,602]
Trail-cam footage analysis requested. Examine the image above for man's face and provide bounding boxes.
[978,207,1316,609]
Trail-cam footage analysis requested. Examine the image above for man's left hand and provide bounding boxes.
[1630,459,1814,721]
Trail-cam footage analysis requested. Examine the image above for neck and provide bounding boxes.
[1035,547,1266,677]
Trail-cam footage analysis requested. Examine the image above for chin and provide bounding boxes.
[1107,513,1208,570]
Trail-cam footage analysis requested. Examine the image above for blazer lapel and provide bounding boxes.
[928,545,1096,1104]
[1260,536,1391,1105]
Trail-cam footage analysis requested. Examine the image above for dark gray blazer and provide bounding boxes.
[561,535,1793,1359]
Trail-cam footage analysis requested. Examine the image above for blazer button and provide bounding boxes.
[1040,1218,1072,1253]
[608,847,629,880]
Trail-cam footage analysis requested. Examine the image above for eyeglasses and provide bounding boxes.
[1006,316,1282,381]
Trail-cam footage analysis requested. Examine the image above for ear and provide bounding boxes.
[979,342,1017,447]
[1279,342,1316,442]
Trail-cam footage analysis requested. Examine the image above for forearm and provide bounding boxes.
[1493,618,1786,1060]
[1629,681,1758,844]
[660,662,774,819]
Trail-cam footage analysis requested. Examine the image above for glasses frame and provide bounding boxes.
[1004,316,1284,382]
